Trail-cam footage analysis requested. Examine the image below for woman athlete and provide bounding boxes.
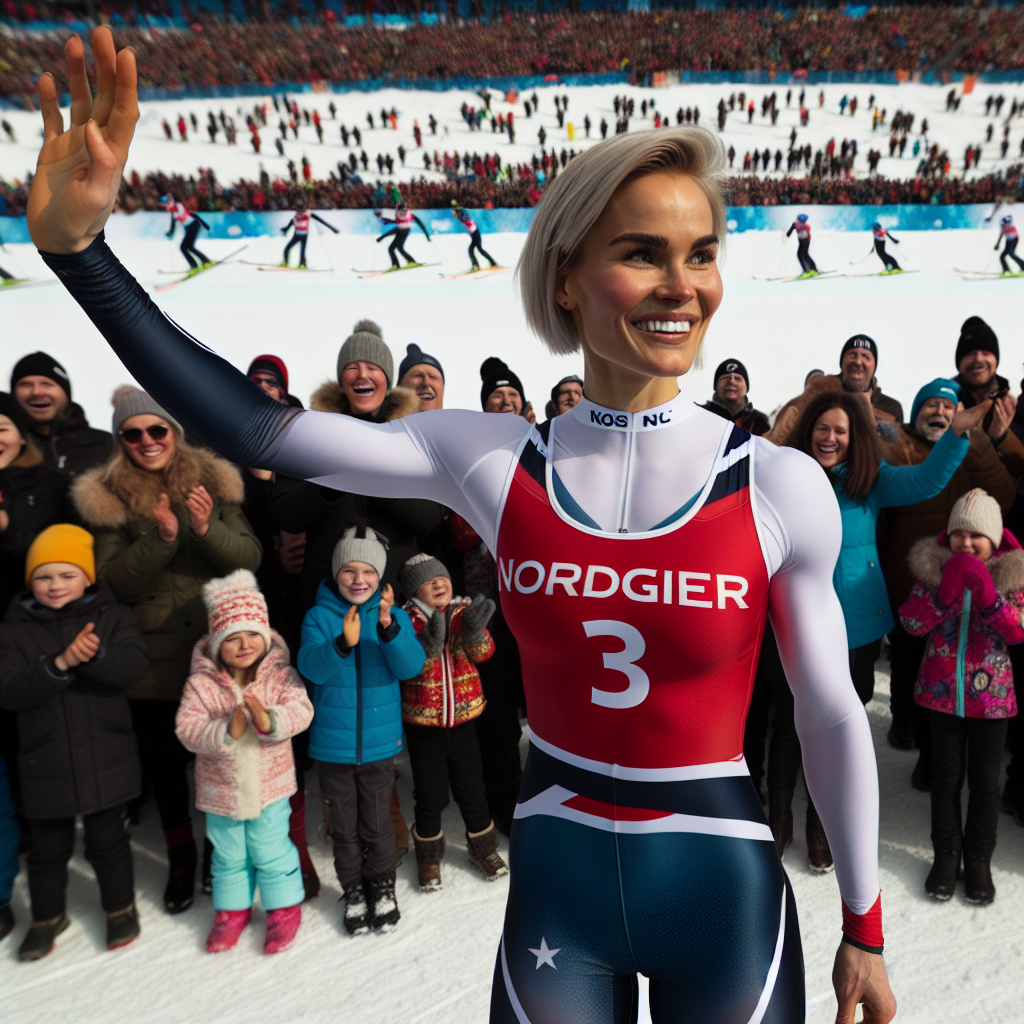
[28,29,895,1024]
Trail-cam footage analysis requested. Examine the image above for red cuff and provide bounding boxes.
[842,893,883,950]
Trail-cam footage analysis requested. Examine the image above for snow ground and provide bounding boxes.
[2,658,1022,1024]
[1,81,1024,188]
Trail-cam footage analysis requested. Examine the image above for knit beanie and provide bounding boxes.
[955,316,999,369]
[804,369,825,386]
[400,552,450,598]
[247,354,289,392]
[337,319,393,388]
[550,374,584,403]
[111,389,182,437]
[480,357,526,410]
[0,390,32,439]
[331,525,389,580]
[947,488,1003,549]
[910,378,960,426]
[398,343,445,384]
[839,334,878,366]
[713,358,749,389]
[202,569,272,663]
[10,351,71,399]
[25,524,95,586]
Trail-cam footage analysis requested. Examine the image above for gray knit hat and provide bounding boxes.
[400,552,450,598]
[947,488,1003,549]
[112,388,182,437]
[331,525,389,580]
[337,319,393,388]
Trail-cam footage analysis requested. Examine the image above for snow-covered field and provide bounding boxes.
[1,80,1024,187]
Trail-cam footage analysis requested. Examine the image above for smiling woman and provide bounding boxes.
[29,28,896,1023]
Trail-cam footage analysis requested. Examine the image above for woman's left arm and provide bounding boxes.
[874,428,968,509]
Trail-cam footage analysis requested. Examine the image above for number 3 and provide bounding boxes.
[583,620,650,709]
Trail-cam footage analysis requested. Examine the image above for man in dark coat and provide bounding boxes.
[11,352,113,479]
[701,358,771,436]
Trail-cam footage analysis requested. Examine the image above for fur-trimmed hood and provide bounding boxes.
[310,381,420,422]
[907,534,1024,596]
[71,443,246,530]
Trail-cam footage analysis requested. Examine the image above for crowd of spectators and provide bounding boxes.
[2,7,1024,96]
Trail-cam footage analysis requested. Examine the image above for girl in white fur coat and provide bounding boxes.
[176,570,313,954]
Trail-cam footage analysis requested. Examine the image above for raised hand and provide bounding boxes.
[56,622,100,671]
[341,603,361,648]
[378,584,395,629]
[27,27,139,255]
[950,399,993,437]
[243,692,272,733]
[987,392,1016,440]
[152,493,179,543]
[228,704,248,740]
[185,485,214,538]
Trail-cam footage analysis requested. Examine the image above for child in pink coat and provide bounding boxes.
[176,570,313,954]
[899,488,1023,907]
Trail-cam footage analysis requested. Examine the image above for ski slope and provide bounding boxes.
[1,80,1023,188]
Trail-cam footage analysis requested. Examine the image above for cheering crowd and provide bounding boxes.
[1,308,1022,961]
[3,7,1024,95]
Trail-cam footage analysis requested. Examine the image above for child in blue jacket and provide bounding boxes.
[298,526,424,936]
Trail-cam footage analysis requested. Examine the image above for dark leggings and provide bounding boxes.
[284,232,308,266]
[1000,237,1024,273]
[468,230,496,268]
[888,616,932,756]
[796,238,817,273]
[388,228,416,267]
[129,699,192,835]
[874,239,900,271]
[181,220,210,269]
[849,639,882,704]
[930,711,1009,854]
[27,805,133,920]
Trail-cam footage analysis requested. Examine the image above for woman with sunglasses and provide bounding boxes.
[71,388,261,916]
[30,30,894,1022]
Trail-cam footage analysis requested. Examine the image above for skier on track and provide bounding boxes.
[374,201,431,269]
[162,194,211,272]
[28,30,897,1024]
[871,221,901,273]
[994,215,1024,276]
[786,212,818,277]
[451,200,498,271]
[279,204,338,268]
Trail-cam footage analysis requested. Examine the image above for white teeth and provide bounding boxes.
[637,320,690,334]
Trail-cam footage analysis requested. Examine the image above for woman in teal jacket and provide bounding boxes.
[789,385,985,702]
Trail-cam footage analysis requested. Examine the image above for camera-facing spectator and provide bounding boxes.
[702,359,770,436]
[398,344,445,412]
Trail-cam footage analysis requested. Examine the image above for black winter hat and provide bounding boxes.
[839,334,878,366]
[398,343,445,384]
[956,316,999,368]
[10,351,71,398]
[713,358,749,390]
[480,357,526,410]
[0,390,32,439]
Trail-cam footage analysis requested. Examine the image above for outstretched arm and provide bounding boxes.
[412,214,430,239]
[311,213,338,233]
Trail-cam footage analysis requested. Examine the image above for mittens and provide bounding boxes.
[421,610,446,658]
[938,552,977,607]
[462,594,496,645]
[960,558,1000,610]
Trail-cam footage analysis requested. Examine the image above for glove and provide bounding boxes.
[421,610,446,658]
[461,594,496,645]
[961,558,1000,610]
[938,551,977,607]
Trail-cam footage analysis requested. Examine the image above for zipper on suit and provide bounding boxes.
[355,643,363,764]
[615,425,637,533]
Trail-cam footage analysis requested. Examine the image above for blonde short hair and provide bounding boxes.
[516,127,728,356]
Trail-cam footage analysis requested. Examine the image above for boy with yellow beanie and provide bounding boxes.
[0,524,150,961]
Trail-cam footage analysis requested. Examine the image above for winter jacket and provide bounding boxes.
[0,584,148,819]
[880,424,1017,609]
[271,383,444,602]
[175,633,313,820]
[299,581,425,764]
[26,402,114,480]
[870,385,904,425]
[0,447,77,615]
[831,428,968,648]
[402,599,493,727]
[72,445,262,701]
[701,397,771,437]
[900,534,1024,719]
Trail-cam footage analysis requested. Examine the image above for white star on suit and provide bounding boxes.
[528,937,561,970]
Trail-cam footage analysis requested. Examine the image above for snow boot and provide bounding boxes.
[288,789,320,900]
[0,903,14,943]
[391,786,409,860]
[18,912,70,962]
[963,844,996,905]
[106,904,140,951]
[205,908,252,952]
[925,835,961,901]
[367,876,400,932]
[201,837,214,895]
[467,822,509,881]
[911,754,932,792]
[163,824,197,914]
[412,826,445,892]
[768,786,794,861]
[264,905,301,954]
[341,882,371,936]
[806,798,834,874]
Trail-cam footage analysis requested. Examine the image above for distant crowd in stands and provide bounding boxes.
[2,7,1024,95]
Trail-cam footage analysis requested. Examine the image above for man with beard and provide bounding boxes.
[838,334,904,425]
[11,352,113,479]
[397,344,444,412]
[953,317,1015,427]
[880,379,1017,789]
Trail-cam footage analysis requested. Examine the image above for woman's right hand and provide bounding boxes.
[153,493,179,543]
[27,27,139,255]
